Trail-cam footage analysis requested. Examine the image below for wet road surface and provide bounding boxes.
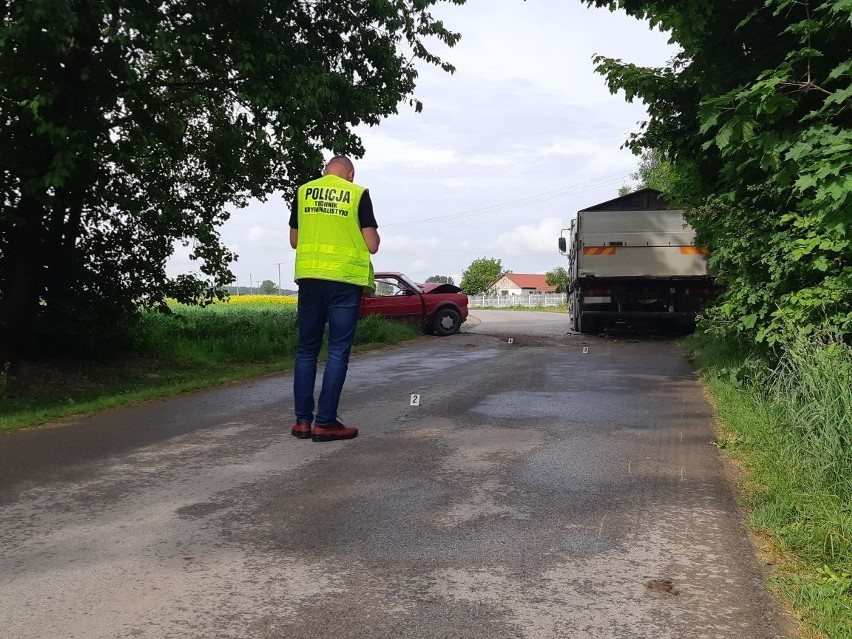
[0,311,792,638]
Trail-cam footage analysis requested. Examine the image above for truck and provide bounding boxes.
[557,189,715,334]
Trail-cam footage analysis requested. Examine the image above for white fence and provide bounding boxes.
[467,293,567,308]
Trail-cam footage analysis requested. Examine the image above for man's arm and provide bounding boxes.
[362,227,380,254]
[358,191,379,254]
[289,196,298,248]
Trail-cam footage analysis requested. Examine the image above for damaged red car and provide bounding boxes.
[360,272,469,336]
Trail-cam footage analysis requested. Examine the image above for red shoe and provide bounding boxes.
[291,422,312,439]
[312,420,358,442]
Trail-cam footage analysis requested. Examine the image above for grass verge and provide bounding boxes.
[469,304,568,313]
[686,330,852,639]
[0,306,420,433]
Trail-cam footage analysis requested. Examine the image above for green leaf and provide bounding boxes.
[824,86,852,107]
[827,60,852,82]
[794,174,819,191]
[741,314,758,329]
[715,122,736,149]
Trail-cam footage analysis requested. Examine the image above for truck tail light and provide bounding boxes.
[583,288,611,298]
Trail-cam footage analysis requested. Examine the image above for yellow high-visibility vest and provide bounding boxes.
[294,174,373,288]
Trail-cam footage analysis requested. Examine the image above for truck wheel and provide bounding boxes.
[432,308,462,336]
[570,301,580,332]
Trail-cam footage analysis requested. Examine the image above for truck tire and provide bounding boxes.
[432,307,462,336]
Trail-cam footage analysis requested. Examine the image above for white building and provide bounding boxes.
[488,273,557,296]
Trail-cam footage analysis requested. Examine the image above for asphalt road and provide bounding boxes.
[0,310,792,639]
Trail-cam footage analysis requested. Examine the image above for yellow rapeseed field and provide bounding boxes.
[224,294,297,305]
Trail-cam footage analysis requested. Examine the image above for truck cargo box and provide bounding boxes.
[576,209,709,279]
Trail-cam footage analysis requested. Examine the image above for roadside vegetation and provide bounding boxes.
[0,300,420,433]
[470,304,568,313]
[688,329,852,639]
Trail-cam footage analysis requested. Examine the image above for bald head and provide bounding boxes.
[323,155,355,181]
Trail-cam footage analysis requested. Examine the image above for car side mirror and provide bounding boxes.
[558,237,567,253]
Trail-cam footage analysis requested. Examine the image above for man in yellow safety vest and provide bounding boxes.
[288,156,380,442]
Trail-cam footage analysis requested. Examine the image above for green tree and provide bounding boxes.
[0,0,465,365]
[545,267,570,293]
[618,149,697,201]
[258,280,277,295]
[460,257,503,295]
[586,0,851,344]
[426,275,455,285]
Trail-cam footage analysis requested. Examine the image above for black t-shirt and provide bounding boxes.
[289,190,378,229]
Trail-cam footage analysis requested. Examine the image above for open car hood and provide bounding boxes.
[420,283,462,294]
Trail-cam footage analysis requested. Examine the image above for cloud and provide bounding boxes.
[378,234,444,253]
[429,0,676,101]
[494,217,566,257]
[361,133,460,168]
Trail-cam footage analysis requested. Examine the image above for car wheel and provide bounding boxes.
[432,307,462,336]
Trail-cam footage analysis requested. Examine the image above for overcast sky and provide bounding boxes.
[168,0,678,291]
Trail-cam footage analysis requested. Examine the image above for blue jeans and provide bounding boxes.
[294,279,362,426]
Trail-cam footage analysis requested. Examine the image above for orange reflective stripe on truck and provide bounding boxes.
[679,246,710,255]
[583,247,617,255]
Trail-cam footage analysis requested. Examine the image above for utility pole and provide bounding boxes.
[276,262,283,295]
[249,274,253,295]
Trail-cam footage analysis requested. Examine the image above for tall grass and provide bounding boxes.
[769,335,852,503]
[135,303,419,363]
[689,329,852,637]
[135,303,300,362]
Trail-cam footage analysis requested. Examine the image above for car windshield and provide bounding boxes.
[372,274,424,296]
[396,274,424,293]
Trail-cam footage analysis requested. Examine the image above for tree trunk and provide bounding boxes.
[0,197,45,368]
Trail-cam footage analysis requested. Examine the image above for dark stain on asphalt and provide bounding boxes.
[645,579,677,595]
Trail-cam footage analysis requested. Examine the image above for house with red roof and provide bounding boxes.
[488,273,557,296]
